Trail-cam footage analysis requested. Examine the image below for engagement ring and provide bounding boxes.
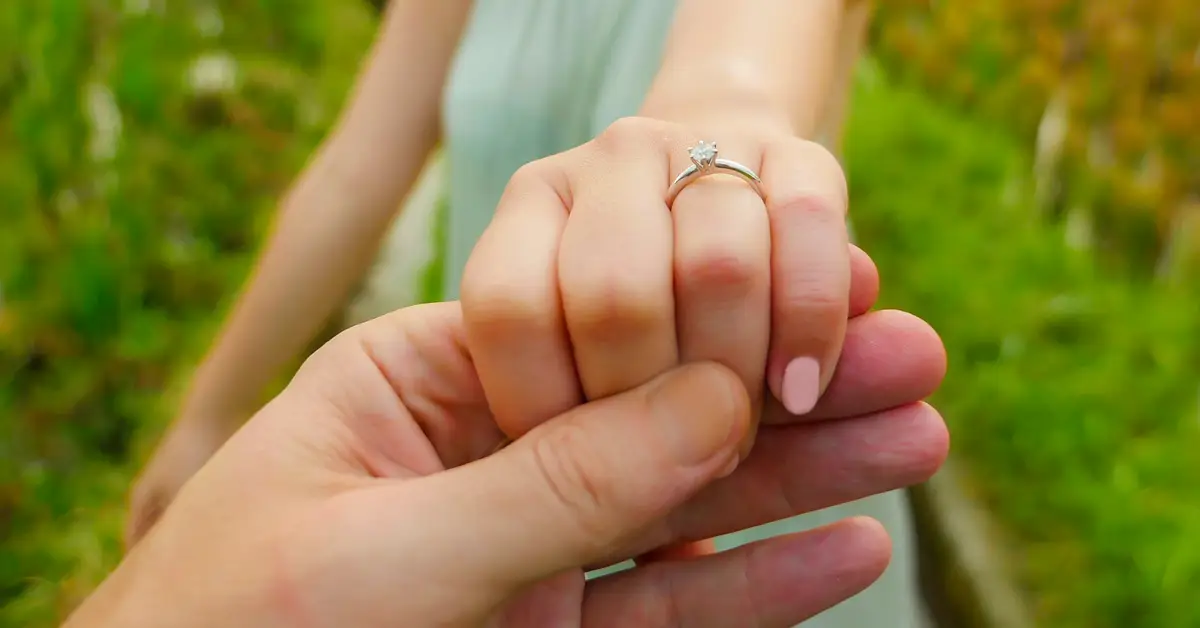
[666,140,763,204]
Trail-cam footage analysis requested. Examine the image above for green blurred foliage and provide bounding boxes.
[849,63,1200,627]
[1,2,1198,628]
[873,0,1200,276]
[0,1,375,624]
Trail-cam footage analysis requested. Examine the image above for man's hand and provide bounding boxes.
[124,413,240,547]
[72,301,946,628]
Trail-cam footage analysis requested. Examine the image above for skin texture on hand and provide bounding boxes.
[124,415,241,546]
[459,114,863,580]
[71,293,947,628]
[123,0,876,550]
[108,3,892,608]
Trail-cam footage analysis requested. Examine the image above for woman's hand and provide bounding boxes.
[462,116,856,446]
[74,301,946,628]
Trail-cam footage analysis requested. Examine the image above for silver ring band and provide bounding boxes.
[666,141,763,205]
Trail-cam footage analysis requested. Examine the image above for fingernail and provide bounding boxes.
[648,365,744,467]
[781,357,821,415]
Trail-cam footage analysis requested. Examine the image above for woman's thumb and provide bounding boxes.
[404,362,749,597]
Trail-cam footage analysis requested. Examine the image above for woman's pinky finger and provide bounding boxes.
[761,138,852,417]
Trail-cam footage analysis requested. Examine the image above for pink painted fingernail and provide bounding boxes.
[781,357,821,415]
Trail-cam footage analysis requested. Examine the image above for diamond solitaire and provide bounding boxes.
[668,140,763,204]
[688,140,718,169]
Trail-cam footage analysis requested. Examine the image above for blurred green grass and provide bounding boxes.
[0,1,376,624]
[849,61,1200,627]
[2,4,1200,628]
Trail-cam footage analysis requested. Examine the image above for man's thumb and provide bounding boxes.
[414,362,749,591]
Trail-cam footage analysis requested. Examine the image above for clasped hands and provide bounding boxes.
[76,118,947,628]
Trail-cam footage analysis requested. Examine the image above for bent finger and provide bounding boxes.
[558,118,679,401]
[460,161,582,437]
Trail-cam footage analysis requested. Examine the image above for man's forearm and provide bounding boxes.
[640,0,847,138]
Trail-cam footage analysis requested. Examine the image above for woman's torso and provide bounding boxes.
[441,0,679,299]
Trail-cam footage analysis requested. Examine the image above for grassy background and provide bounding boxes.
[3,3,1199,627]
[0,1,375,624]
[848,61,1200,627]
[872,1,1200,277]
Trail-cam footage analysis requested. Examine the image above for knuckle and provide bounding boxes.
[461,272,550,338]
[780,136,844,176]
[498,157,571,212]
[507,159,551,191]
[771,190,845,222]
[595,116,671,155]
[565,272,670,343]
[780,275,848,323]
[529,427,617,550]
[766,138,849,214]
[802,139,846,179]
[675,242,764,300]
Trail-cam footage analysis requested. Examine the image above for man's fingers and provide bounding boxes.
[761,139,852,416]
[588,310,944,564]
[389,363,750,599]
[583,518,891,627]
[605,401,946,563]
[667,402,947,547]
[294,302,495,472]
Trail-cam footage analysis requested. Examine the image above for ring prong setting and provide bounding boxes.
[688,140,719,170]
[668,139,761,204]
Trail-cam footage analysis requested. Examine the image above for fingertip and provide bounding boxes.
[848,244,880,317]
[835,516,894,580]
[701,361,753,417]
[889,309,946,373]
[758,517,894,622]
[856,309,946,382]
[645,362,751,468]
[910,401,951,481]
[691,362,754,444]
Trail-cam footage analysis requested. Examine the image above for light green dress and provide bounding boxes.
[362,1,926,625]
